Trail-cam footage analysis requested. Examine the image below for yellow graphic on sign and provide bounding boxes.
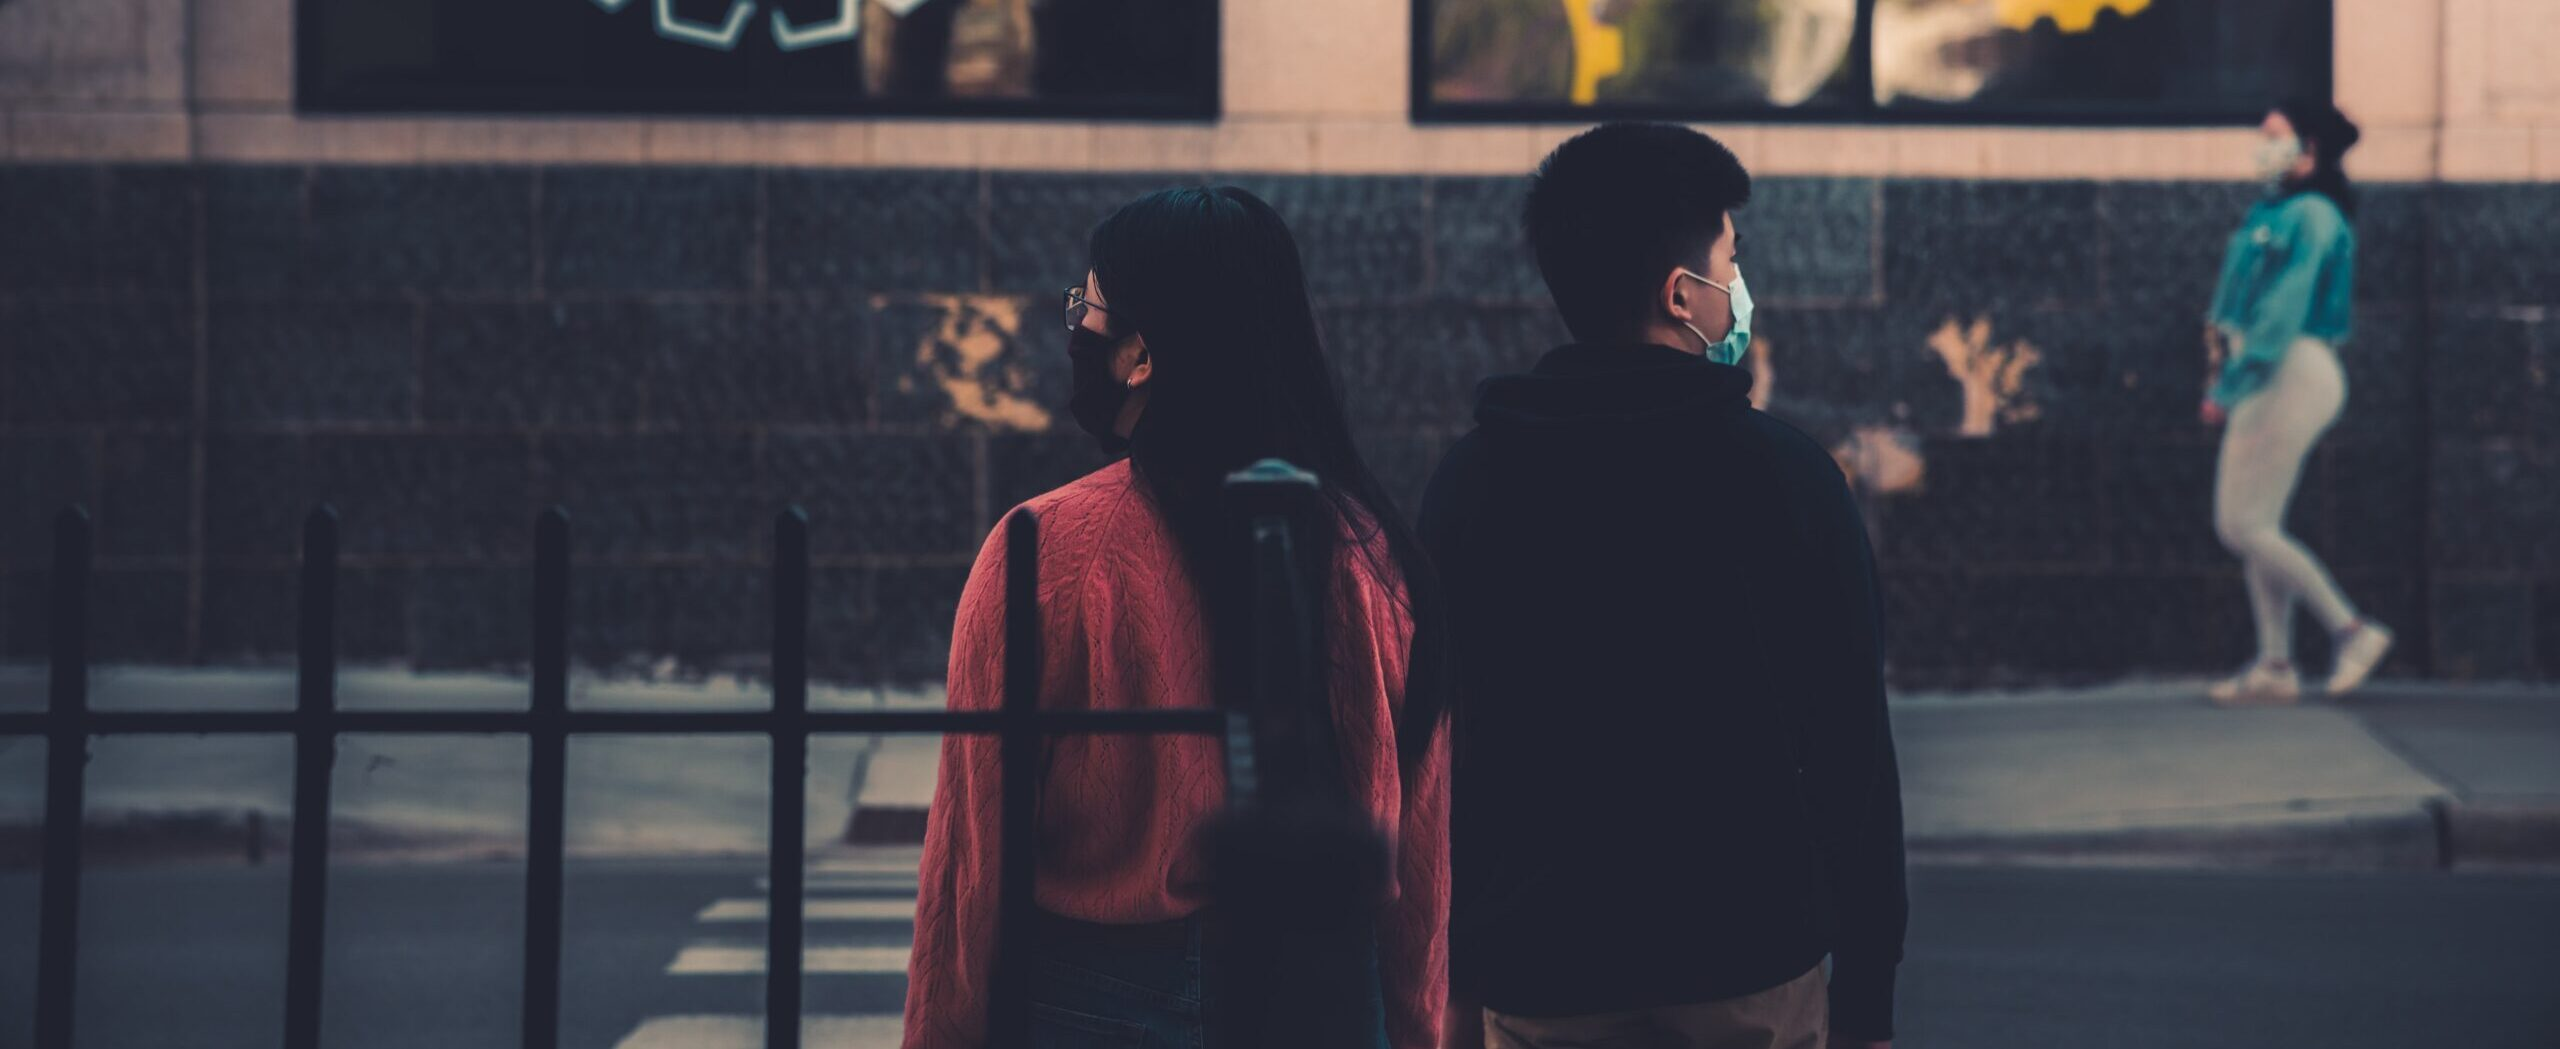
[1563,0,1624,106]
[1993,0,2152,34]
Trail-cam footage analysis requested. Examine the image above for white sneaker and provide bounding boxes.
[2326,622,2394,696]
[2208,662,2300,707]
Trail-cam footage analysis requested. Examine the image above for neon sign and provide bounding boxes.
[587,0,860,52]
[297,0,1217,117]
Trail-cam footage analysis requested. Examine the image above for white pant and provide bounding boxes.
[2215,338,2361,665]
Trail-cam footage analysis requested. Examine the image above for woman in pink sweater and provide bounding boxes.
[901,186,1451,1049]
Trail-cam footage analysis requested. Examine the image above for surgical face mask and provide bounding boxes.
[2254,136,2303,184]
[1675,265,1753,366]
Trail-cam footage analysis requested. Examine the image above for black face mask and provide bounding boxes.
[1066,325,1137,455]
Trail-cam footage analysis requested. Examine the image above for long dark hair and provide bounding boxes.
[2276,97,2361,218]
[1087,186,1447,774]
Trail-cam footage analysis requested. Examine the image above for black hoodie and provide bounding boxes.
[1419,343,1907,1041]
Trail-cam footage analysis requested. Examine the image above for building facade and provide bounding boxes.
[3,0,2555,685]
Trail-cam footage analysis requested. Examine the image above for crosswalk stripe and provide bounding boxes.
[611,1014,905,1049]
[756,850,923,893]
[808,854,923,875]
[666,944,912,975]
[697,897,918,922]
[761,874,919,894]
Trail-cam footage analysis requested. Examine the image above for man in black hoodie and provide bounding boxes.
[1424,123,1906,1049]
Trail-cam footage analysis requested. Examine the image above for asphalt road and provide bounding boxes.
[2,862,2554,1049]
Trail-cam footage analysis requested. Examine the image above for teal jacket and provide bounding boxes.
[2205,191,2356,407]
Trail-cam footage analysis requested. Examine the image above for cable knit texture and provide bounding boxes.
[902,460,1450,1049]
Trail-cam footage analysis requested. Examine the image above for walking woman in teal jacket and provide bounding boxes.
[2202,98,2394,706]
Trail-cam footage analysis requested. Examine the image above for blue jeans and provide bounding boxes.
[1025,912,1207,1048]
[1023,911,1391,1049]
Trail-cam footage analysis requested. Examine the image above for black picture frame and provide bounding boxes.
[1410,0,2333,127]
[296,0,1221,120]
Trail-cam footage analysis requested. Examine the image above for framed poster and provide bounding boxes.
[1415,0,2332,125]
[299,0,1218,117]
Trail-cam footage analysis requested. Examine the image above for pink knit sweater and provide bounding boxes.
[901,460,1449,1049]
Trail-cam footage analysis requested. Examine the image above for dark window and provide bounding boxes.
[1415,0,2331,125]
[298,0,1218,118]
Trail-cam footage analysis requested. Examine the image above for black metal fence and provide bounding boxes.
[1,502,1245,1049]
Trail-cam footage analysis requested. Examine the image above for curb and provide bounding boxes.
[31,803,2553,872]
[2438,800,2560,869]
[0,811,526,868]
[1906,805,2445,870]
[837,802,2540,873]
[819,802,2560,871]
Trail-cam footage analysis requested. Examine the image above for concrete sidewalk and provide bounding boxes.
[0,666,925,864]
[1893,681,2560,869]
[831,679,2560,870]
[4,668,2555,870]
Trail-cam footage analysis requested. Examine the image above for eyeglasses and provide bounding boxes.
[1063,287,1115,333]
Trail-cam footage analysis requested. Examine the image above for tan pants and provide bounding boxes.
[1483,966,1828,1049]
[2215,337,2358,664]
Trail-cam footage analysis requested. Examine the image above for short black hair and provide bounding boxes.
[1524,122,1750,344]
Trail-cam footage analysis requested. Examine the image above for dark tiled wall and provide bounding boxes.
[2,164,2554,686]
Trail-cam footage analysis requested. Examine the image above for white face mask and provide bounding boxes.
[2254,136,2303,183]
